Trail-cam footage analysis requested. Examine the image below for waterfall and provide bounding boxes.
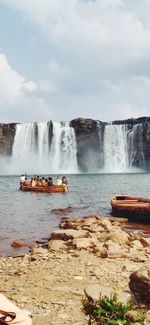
[11,123,38,174]
[10,121,78,175]
[96,121,104,169]
[127,124,145,168]
[50,121,78,173]
[1,120,146,175]
[36,122,51,172]
[103,124,129,173]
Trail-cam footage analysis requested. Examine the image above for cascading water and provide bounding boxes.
[96,121,104,169]
[127,123,145,169]
[50,121,78,173]
[36,122,52,172]
[10,121,78,175]
[10,123,38,174]
[103,124,129,173]
[1,120,146,175]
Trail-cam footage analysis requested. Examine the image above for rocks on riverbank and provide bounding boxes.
[1,215,150,324]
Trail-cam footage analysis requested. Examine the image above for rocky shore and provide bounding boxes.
[1,215,150,324]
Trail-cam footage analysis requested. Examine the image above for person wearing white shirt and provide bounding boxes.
[20,175,26,183]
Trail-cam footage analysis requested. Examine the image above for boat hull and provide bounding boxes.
[20,184,68,193]
[110,195,150,222]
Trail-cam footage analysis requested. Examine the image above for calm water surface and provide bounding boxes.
[1,173,150,256]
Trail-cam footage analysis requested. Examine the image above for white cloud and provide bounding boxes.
[0,53,53,122]
[2,0,150,63]
[102,75,150,120]
[0,1,150,122]
[23,81,38,92]
[37,80,56,93]
[0,54,26,107]
[113,102,149,121]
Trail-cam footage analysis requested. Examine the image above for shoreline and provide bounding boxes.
[0,215,150,324]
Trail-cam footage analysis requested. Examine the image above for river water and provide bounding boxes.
[1,173,150,256]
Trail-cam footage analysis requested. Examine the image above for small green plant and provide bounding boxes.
[83,294,145,325]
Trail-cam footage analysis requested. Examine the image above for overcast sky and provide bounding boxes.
[0,0,150,123]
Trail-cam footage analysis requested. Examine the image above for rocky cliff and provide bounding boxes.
[0,123,16,155]
[70,118,104,172]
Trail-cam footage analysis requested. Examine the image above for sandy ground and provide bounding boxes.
[0,216,150,325]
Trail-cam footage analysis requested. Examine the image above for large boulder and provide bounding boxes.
[84,284,132,304]
[129,268,150,302]
[84,284,114,302]
[107,228,129,245]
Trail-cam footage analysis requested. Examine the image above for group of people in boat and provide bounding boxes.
[20,174,68,188]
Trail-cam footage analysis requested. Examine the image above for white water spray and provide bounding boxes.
[10,121,78,174]
[103,124,129,173]
[50,121,78,173]
[11,123,38,174]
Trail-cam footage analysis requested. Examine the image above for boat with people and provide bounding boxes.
[20,183,68,193]
[19,175,68,193]
[110,195,150,222]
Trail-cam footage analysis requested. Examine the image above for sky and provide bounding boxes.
[0,0,150,123]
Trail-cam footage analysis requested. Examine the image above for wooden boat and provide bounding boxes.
[20,183,68,193]
[110,195,150,222]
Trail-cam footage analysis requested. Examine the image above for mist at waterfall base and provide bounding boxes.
[1,173,150,256]
[0,122,147,175]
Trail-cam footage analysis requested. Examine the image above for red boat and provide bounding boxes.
[110,195,150,222]
[20,183,68,193]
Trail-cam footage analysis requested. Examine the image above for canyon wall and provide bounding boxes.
[70,118,104,172]
[0,123,16,155]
